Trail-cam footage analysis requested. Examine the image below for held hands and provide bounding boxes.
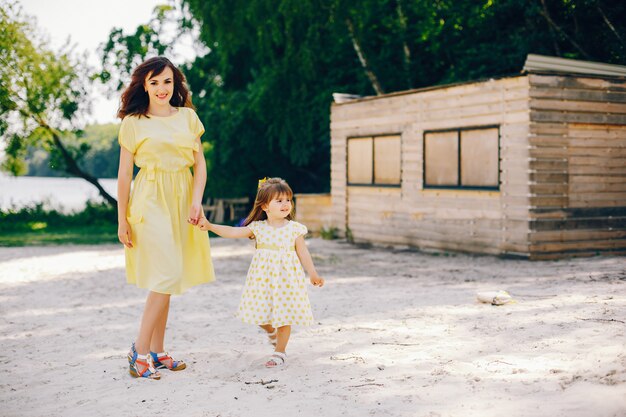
[187,202,203,226]
[310,274,325,287]
[196,217,211,232]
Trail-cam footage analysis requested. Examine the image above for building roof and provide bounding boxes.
[333,54,626,105]
[523,54,626,77]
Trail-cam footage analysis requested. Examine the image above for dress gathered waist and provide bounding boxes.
[255,243,296,252]
[136,165,191,182]
[138,165,190,174]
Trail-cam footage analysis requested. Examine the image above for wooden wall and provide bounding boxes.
[330,76,532,256]
[527,74,626,259]
[330,73,626,258]
[294,193,333,236]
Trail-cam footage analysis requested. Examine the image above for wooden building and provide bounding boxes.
[329,55,626,259]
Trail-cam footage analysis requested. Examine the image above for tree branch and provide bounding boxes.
[396,0,413,89]
[596,2,625,46]
[34,115,117,206]
[539,0,591,59]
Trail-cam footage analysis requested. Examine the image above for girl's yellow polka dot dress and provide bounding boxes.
[237,220,314,327]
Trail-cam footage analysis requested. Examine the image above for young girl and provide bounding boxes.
[196,177,324,367]
[117,56,215,379]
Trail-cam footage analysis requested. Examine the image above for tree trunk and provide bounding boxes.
[396,0,413,89]
[345,18,385,95]
[596,2,625,47]
[38,119,118,207]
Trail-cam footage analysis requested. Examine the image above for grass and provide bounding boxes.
[0,225,118,246]
[0,202,118,247]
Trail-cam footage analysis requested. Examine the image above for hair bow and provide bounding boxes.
[257,177,268,189]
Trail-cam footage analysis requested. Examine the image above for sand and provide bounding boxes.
[0,238,624,417]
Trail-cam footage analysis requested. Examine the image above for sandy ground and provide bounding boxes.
[0,238,625,417]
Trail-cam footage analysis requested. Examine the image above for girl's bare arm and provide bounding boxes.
[295,236,324,287]
[197,218,253,239]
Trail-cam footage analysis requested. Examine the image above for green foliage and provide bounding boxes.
[0,200,117,232]
[0,201,118,246]
[181,0,626,197]
[23,123,120,177]
[99,0,626,199]
[0,1,117,205]
[0,3,88,143]
[320,226,339,240]
[96,6,173,91]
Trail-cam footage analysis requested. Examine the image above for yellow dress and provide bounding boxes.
[118,107,215,295]
[237,220,314,327]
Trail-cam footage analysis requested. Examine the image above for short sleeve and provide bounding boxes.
[118,117,136,154]
[188,108,205,138]
[246,221,261,237]
[293,221,308,238]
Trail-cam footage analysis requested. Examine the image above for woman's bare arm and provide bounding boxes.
[117,147,134,248]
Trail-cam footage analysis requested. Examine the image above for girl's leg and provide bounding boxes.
[135,291,170,354]
[274,325,291,353]
[265,325,291,367]
[150,296,170,353]
[260,324,277,345]
[260,324,275,333]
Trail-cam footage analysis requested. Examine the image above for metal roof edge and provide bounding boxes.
[524,54,626,77]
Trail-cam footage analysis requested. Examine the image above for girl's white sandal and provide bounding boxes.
[265,352,286,368]
[265,328,278,346]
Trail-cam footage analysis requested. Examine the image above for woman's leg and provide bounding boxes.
[135,291,170,354]
[150,296,170,353]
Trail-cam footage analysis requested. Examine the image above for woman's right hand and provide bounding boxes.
[118,220,134,248]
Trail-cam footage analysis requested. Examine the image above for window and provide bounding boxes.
[423,126,499,189]
[347,135,401,186]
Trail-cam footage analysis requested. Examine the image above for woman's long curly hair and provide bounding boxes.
[243,178,295,227]
[117,56,193,119]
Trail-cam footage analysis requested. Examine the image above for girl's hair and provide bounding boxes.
[243,178,294,227]
[117,56,193,119]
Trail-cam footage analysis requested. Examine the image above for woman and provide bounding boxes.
[117,56,214,380]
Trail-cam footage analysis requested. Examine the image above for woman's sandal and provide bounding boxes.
[265,351,286,368]
[149,351,187,371]
[128,343,161,380]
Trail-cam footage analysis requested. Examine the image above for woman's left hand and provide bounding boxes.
[188,202,203,225]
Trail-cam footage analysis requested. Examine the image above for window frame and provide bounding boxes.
[346,134,402,188]
[422,125,501,191]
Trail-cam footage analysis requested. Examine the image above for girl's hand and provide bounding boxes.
[310,275,324,287]
[197,217,211,232]
[188,202,203,225]
[118,220,133,248]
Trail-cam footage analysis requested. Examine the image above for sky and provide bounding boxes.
[19,0,197,124]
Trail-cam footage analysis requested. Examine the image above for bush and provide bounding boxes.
[0,201,117,233]
[319,226,339,240]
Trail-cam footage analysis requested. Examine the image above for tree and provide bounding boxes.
[100,0,626,198]
[24,123,121,178]
[0,1,117,205]
[96,5,175,92]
